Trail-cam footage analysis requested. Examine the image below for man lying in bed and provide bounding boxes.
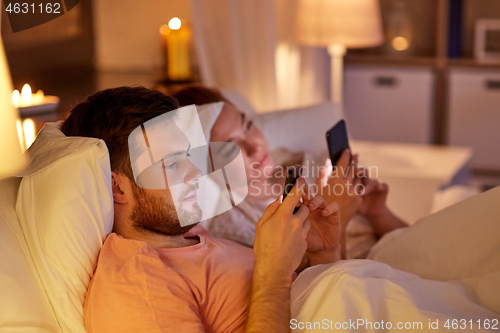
[63,86,343,332]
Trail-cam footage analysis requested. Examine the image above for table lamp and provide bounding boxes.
[295,0,384,110]
[0,37,26,179]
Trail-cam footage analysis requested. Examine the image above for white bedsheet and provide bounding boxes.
[291,260,499,332]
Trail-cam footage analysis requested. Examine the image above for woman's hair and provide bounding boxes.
[171,85,231,107]
[61,86,180,181]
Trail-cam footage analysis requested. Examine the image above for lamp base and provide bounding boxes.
[328,44,347,110]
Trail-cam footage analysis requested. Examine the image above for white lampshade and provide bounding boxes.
[0,37,26,179]
[295,0,384,48]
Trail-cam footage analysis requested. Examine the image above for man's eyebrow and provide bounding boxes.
[162,143,191,159]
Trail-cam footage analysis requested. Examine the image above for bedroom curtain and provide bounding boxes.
[191,0,329,112]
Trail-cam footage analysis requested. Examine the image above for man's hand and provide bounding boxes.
[248,178,311,333]
[253,177,311,283]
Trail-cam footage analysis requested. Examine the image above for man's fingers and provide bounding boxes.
[293,204,310,223]
[278,177,307,215]
[300,180,312,202]
[257,196,282,225]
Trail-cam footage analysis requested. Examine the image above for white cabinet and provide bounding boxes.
[343,65,435,144]
[448,69,500,170]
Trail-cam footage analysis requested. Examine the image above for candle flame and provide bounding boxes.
[168,17,181,30]
[16,119,26,152]
[21,84,32,102]
[12,90,20,105]
[23,118,36,150]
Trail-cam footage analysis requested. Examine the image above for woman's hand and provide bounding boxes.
[303,194,342,266]
[314,150,363,258]
[315,151,363,227]
[357,176,389,218]
[301,192,340,252]
[356,176,408,237]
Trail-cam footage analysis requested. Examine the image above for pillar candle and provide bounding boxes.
[161,18,191,80]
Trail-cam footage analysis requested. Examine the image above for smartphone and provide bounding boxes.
[283,165,303,213]
[326,119,350,167]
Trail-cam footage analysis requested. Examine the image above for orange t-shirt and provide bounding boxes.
[84,233,255,333]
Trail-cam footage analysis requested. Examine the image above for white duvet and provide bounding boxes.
[290,186,500,332]
[291,260,499,332]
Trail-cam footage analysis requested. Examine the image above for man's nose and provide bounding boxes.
[185,159,203,184]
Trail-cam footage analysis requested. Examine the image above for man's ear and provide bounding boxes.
[111,171,128,204]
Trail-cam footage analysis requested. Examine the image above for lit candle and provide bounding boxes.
[160,17,191,80]
[13,84,48,107]
[22,119,36,149]
[12,83,59,116]
[16,119,26,151]
[15,118,36,151]
[12,90,20,105]
[21,83,32,103]
[31,89,45,104]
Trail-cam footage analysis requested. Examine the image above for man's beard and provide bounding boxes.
[130,183,202,236]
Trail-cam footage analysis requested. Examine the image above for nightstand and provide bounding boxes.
[351,140,472,224]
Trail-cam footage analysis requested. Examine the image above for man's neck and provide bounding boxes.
[116,227,200,249]
[136,233,200,249]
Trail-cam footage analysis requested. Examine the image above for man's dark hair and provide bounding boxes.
[61,86,180,181]
[171,85,231,107]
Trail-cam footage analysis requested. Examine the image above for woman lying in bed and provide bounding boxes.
[171,86,408,258]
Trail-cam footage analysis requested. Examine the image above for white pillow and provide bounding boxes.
[252,102,342,160]
[15,123,114,333]
[0,177,60,333]
[221,88,258,115]
[368,185,500,313]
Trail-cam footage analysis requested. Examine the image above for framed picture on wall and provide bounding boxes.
[475,19,500,64]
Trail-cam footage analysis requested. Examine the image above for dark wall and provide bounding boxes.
[2,0,97,117]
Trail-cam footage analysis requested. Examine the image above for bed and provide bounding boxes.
[1,104,499,332]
